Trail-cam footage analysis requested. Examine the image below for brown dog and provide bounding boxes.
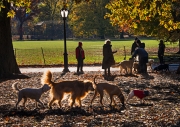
[91,76,125,107]
[41,70,94,108]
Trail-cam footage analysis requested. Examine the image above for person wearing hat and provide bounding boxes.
[102,39,117,76]
[76,42,85,74]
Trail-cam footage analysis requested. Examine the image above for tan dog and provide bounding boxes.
[91,76,125,107]
[12,82,51,109]
[133,59,154,72]
[41,70,94,109]
[133,62,139,72]
[119,58,134,74]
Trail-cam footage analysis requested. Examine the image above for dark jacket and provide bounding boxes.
[158,43,165,56]
[132,48,148,62]
[102,44,116,69]
[131,42,138,55]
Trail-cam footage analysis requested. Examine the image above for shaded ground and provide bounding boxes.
[0,71,180,126]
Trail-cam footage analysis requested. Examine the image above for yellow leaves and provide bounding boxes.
[173,24,178,30]
[132,22,138,28]
[160,20,164,25]
[0,1,31,17]
[161,12,167,17]
[0,1,5,8]
[168,20,173,25]
[7,10,15,18]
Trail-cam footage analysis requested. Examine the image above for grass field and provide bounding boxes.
[13,39,179,66]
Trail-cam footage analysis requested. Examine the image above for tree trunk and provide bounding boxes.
[19,23,23,40]
[0,1,21,78]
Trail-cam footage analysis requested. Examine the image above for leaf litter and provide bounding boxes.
[0,71,180,126]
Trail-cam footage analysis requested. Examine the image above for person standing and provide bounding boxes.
[158,40,165,64]
[131,37,138,55]
[76,42,85,74]
[102,39,117,76]
[132,40,148,73]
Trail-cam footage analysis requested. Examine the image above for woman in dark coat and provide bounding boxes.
[102,39,117,76]
[158,40,165,64]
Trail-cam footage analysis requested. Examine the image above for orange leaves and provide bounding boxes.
[4,117,10,122]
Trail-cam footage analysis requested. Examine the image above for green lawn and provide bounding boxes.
[13,40,179,66]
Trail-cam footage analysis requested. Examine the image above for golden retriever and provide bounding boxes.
[91,76,125,107]
[119,58,134,74]
[41,70,94,109]
[133,59,154,72]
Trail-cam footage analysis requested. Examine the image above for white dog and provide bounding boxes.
[12,82,51,109]
[147,59,154,70]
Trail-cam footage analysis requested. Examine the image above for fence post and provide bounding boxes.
[41,47,46,65]
[123,46,126,60]
[14,48,16,58]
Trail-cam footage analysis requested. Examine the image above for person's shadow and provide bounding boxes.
[103,75,117,81]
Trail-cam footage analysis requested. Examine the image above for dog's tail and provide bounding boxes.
[12,82,19,91]
[93,75,98,85]
[41,70,54,86]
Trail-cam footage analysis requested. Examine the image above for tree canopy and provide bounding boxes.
[105,0,180,41]
[68,0,117,38]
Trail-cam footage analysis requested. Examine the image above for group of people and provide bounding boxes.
[75,38,165,75]
[131,37,165,74]
[131,38,148,74]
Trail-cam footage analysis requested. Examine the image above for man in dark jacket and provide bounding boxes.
[131,37,138,55]
[102,39,117,76]
[76,42,85,74]
[132,41,148,73]
[158,40,165,64]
